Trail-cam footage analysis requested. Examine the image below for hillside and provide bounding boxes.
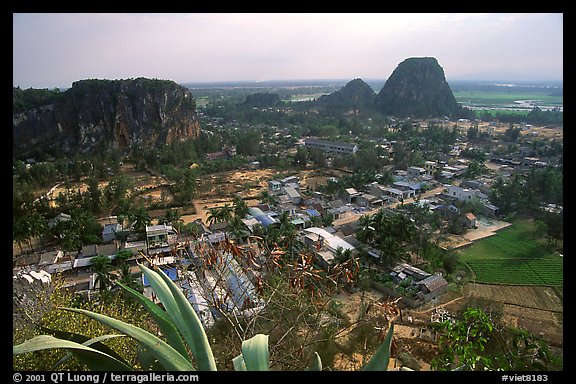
[13,78,201,157]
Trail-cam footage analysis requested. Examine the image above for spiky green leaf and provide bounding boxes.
[307,351,323,371]
[362,323,394,371]
[117,282,190,361]
[62,307,194,371]
[232,354,247,371]
[241,334,269,371]
[39,325,129,365]
[51,334,126,369]
[13,335,132,371]
[140,264,217,371]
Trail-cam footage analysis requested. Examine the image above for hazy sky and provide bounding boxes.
[13,13,563,89]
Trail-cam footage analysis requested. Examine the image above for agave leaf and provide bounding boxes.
[140,264,217,371]
[51,334,126,369]
[362,323,394,371]
[137,344,165,371]
[232,354,247,371]
[62,307,194,371]
[307,351,322,371]
[241,334,269,371]
[39,325,129,365]
[13,335,132,371]
[117,282,190,361]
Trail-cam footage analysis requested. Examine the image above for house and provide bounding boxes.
[356,193,383,209]
[344,188,361,203]
[206,145,236,161]
[393,181,423,196]
[408,166,427,179]
[416,274,448,301]
[482,203,500,217]
[102,223,123,244]
[282,186,301,205]
[48,213,72,229]
[146,224,177,254]
[389,263,430,283]
[444,185,487,202]
[384,187,412,201]
[424,161,438,176]
[327,205,354,221]
[248,207,276,228]
[280,175,300,185]
[303,227,356,269]
[462,212,477,228]
[73,243,119,270]
[268,180,282,194]
[38,249,74,274]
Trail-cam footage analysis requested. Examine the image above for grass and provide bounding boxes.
[456,219,563,287]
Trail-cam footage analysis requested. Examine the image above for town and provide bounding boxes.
[13,78,563,371]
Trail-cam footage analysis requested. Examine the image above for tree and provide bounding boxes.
[130,205,151,235]
[91,255,117,300]
[431,307,494,371]
[258,190,276,206]
[292,146,308,169]
[232,195,249,219]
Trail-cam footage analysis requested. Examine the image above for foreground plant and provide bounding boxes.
[13,263,394,371]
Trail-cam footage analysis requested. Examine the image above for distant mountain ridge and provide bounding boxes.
[13,78,201,157]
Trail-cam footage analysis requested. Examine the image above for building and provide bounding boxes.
[408,166,427,179]
[444,185,487,202]
[282,186,301,205]
[268,180,282,194]
[102,223,123,244]
[303,227,356,269]
[304,139,358,155]
[145,224,177,255]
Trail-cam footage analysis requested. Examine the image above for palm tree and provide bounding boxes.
[91,254,117,298]
[28,211,48,250]
[228,215,248,242]
[218,204,233,223]
[232,195,249,219]
[131,206,151,235]
[258,190,276,206]
[206,207,220,226]
[13,216,32,253]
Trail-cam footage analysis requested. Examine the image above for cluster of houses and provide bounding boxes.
[13,220,266,330]
[14,127,561,326]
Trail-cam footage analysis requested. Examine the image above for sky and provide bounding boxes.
[13,13,563,89]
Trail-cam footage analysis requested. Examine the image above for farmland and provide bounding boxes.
[456,219,563,287]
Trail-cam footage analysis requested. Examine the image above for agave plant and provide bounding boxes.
[13,263,395,371]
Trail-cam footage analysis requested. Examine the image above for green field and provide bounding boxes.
[453,90,563,106]
[456,220,563,286]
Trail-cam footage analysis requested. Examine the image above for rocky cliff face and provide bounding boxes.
[316,78,376,112]
[13,78,201,155]
[374,57,461,118]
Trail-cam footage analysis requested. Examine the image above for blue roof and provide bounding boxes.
[305,209,321,217]
[248,207,276,227]
[142,266,178,286]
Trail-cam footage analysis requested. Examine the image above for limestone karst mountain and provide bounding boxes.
[13,78,201,156]
[374,57,461,118]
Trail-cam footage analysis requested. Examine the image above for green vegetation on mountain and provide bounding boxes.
[374,57,462,118]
